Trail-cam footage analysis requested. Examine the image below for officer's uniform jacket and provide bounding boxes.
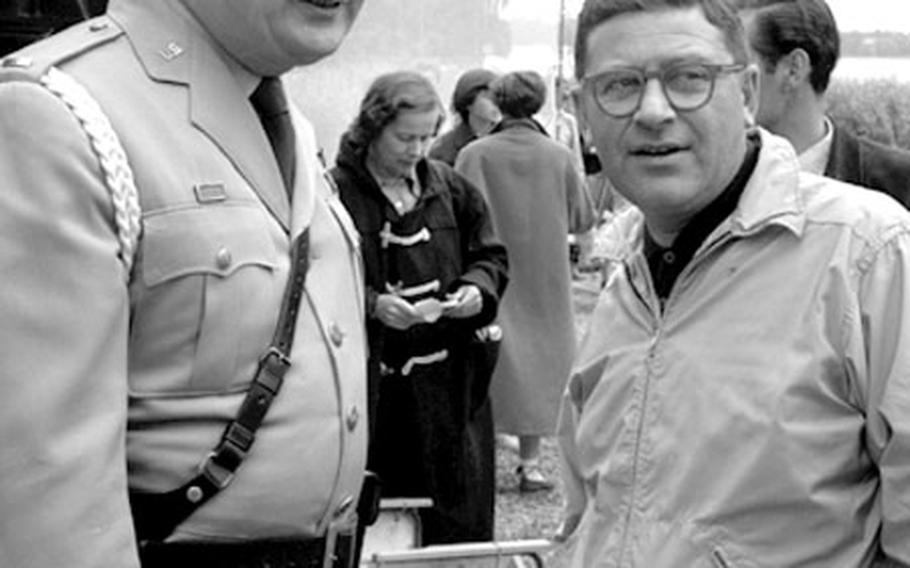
[0,1,367,567]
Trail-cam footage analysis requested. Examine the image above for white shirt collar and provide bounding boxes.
[797,116,834,175]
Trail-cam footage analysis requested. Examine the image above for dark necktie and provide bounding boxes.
[250,77,296,199]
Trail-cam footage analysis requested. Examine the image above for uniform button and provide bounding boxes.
[2,56,32,69]
[335,494,355,517]
[662,251,676,264]
[89,21,109,32]
[329,323,345,347]
[346,405,359,432]
[215,247,232,270]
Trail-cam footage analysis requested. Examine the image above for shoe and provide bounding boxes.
[517,465,554,493]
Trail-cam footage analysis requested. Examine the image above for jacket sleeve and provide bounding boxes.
[856,227,910,564]
[0,80,139,567]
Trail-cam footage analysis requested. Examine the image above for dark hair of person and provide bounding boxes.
[490,71,548,119]
[343,70,445,158]
[451,68,499,122]
[732,0,839,93]
[574,0,749,80]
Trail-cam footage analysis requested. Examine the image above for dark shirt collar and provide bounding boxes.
[644,130,762,301]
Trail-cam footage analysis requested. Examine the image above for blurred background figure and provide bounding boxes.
[332,71,509,544]
[456,70,595,494]
[429,68,502,166]
[734,0,910,206]
[536,70,586,175]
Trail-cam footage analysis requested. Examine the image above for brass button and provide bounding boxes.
[329,323,345,347]
[335,494,355,517]
[2,56,32,69]
[215,247,232,270]
[345,405,359,432]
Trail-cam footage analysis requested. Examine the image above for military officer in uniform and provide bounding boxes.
[0,1,369,567]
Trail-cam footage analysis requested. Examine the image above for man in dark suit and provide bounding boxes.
[735,0,910,207]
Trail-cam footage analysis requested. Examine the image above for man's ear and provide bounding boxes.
[742,63,760,125]
[781,48,812,89]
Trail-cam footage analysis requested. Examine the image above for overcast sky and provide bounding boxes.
[504,0,910,33]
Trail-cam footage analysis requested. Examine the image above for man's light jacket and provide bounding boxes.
[559,130,910,567]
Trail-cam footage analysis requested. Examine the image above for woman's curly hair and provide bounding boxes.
[342,71,445,160]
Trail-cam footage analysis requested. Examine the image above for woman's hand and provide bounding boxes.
[374,293,424,330]
[443,284,483,319]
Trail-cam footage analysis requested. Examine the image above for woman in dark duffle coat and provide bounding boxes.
[331,71,509,544]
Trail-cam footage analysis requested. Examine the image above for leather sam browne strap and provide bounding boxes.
[34,64,315,544]
[130,229,311,543]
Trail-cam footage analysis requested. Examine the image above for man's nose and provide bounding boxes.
[635,78,675,125]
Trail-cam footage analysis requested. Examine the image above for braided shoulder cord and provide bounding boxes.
[40,67,141,277]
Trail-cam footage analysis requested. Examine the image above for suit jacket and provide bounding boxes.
[0,1,367,566]
[826,119,910,207]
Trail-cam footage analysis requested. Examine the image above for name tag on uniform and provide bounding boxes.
[194,182,227,204]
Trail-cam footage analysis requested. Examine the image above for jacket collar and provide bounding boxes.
[600,128,807,262]
[108,0,291,231]
[732,128,805,238]
[491,117,549,136]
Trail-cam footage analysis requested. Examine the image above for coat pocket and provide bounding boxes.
[129,203,279,395]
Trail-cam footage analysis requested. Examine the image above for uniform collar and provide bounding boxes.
[107,0,291,231]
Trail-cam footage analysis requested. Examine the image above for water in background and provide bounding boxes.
[834,56,910,82]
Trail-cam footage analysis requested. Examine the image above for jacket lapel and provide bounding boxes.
[109,0,291,231]
[825,122,863,187]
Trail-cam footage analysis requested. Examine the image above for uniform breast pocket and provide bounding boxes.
[130,203,280,396]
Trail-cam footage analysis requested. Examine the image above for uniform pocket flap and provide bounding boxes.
[142,204,278,287]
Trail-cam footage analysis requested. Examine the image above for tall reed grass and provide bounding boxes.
[828,78,910,150]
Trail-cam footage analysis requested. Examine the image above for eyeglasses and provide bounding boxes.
[583,62,747,118]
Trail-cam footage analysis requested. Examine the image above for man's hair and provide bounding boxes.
[344,71,445,151]
[490,71,547,119]
[574,0,749,80]
[733,0,839,93]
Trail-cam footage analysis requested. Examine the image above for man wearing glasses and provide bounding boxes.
[558,0,910,566]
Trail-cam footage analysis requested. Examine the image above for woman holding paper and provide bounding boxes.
[331,71,508,544]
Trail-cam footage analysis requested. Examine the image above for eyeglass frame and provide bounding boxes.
[582,62,748,118]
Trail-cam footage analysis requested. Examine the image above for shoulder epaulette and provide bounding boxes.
[0,15,123,83]
[0,16,139,277]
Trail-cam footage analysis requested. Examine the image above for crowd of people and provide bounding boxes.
[1,0,908,566]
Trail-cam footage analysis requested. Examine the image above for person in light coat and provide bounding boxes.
[558,0,910,566]
[456,70,595,492]
[0,0,368,567]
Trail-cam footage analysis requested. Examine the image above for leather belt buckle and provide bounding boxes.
[199,451,235,490]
